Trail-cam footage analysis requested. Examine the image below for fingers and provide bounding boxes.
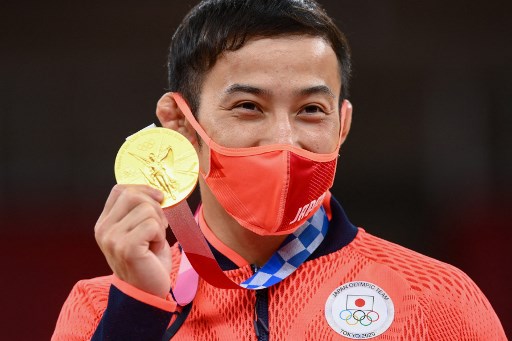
[128,217,168,254]
[95,184,168,257]
[94,184,173,297]
[117,202,167,233]
[97,184,166,229]
[107,184,163,214]
[101,217,166,261]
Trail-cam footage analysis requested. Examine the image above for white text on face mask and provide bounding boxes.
[289,193,326,225]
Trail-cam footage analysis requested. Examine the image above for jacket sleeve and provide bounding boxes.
[91,285,173,341]
[449,270,507,340]
[52,276,111,341]
[52,275,177,341]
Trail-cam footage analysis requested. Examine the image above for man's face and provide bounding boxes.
[194,35,342,168]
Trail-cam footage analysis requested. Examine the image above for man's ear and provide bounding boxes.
[156,92,198,145]
[339,99,353,145]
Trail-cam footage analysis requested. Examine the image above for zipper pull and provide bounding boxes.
[253,320,260,338]
[254,294,270,337]
[251,264,260,273]
[254,288,270,339]
[251,264,270,340]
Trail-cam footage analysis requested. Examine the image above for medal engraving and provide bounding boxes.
[115,127,199,207]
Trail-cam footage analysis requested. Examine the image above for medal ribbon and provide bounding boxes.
[164,202,328,304]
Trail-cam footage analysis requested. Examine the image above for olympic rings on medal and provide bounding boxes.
[339,309,380,326]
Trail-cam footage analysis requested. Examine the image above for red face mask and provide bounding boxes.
[172,93,345,236]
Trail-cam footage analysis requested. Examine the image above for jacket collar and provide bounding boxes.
[208,196,359,271]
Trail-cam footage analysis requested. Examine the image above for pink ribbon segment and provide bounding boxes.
[164,201,240,291]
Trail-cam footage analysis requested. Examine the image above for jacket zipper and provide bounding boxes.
[252,265,270,341]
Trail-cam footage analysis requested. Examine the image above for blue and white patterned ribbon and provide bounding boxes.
[241,206,329,290]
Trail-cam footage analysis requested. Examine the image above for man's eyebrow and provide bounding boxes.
[297,85,336,99]
[223,84,335,99]
[224,84,272,97]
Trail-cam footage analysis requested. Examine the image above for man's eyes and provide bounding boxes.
[237,102,259,111]
[231,102,328,120]
[231,102,264,120]
[301,105,324,114]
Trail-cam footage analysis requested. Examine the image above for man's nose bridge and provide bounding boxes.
[273,113,295,145]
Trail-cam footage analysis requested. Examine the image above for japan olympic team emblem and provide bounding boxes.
[325,281,394,339]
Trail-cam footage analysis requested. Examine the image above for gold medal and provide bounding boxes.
[114,127,199,207]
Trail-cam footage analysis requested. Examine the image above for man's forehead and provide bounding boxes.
[221,34,334,58]
[211,37,340,78]
[231,36,336,69]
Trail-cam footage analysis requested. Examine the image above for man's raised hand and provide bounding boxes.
[94,184,172,298]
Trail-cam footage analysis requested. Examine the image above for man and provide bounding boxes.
[53,0,506,340]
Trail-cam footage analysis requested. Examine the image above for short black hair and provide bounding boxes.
[167,0,351,115]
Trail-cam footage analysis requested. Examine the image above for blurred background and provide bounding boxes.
[1,0,511,339]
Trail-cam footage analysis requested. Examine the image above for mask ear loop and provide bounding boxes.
[338,99,348,150]
[171,93,212,146]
